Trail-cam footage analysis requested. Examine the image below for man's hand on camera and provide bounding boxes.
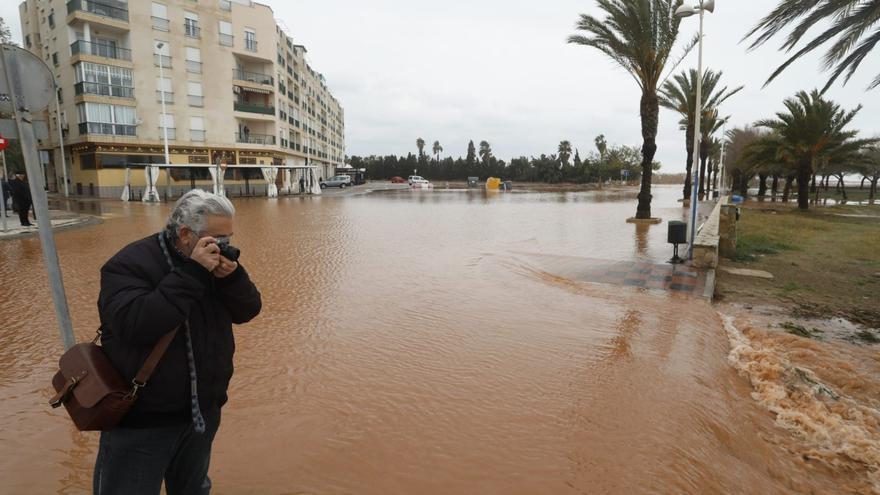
[191,237,221,272]
[213,256,239,278]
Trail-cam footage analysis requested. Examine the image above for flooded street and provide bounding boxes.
[1,185,876,494]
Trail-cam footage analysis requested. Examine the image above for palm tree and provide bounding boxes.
[660,69,742,201]
[697,110,729,200]
[569,0,693,219]
[416,138,426,161]
[754,90,872,210]
[558,140,573,166]
[594,134,607,161]
[746,0,880,92]
[479,140,492,165]
[432,140,443,161]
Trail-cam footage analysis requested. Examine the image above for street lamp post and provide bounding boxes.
[151,41,171,203]
[675,0,715,261]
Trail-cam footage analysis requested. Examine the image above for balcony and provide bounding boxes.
[244,39,258,52]
[219,34,233,47]
[234,102,275,115]
[79,122,136,136]
[233,69,273,85]
[154,54,172,68]
[185,23,201,38]
[156,91,174,104]
[151,16,169,31]
[70,40,131,61]
[235,133,275,145]
[67,0,129,22]
[75,81,134,99]
[288,116,294,125]
[186,60,202,74]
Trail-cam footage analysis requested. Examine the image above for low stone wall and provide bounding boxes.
[692,198,724,269]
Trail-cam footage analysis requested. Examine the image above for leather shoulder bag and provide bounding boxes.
[49,328,177,431]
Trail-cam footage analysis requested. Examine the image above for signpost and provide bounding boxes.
[1,44,75,350]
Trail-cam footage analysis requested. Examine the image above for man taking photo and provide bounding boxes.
[95,189,261,494]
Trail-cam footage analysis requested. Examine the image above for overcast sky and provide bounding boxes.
[3,1,879,173]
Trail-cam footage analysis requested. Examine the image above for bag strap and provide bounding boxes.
[129,328,179,398]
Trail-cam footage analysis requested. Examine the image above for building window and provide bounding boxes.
[184,46,202,73]
[151,2,169,31]
[57,87,63,104]
[159,113,176,140]
[52,52,59,66]
[25,34,31,47]
[184,12,200,38]
[190,116,205,141]
[157,77,174,104]
[76,102,137,136]
[219,21,233,46]
[187,81,203,107]
[48,13,55,28]
[244,29,257,51]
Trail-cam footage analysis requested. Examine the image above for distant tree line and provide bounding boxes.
[349,136,660,184]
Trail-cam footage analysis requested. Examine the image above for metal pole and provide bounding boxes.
[718,124,726,194]
[687,3,705,261]
[54,87,69,197]
[1,46,75,349]
[157,43,170,203]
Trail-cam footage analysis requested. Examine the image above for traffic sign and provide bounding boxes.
[0,134,7,151]
[0,44,54,113]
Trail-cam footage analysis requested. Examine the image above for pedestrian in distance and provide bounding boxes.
[94,189,262,495]
[299,176,305,194]
[9,172,33,227]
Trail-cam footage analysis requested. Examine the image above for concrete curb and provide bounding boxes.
[702,269,716,300]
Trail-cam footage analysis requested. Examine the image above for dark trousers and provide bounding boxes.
[16,201,31,226]
[93,409,221,495]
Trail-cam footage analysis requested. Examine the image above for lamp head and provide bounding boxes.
[675,4,696,17]
[703,0,715,13]
[156,42,164,49]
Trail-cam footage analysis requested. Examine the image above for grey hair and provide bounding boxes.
[165,189,235,235]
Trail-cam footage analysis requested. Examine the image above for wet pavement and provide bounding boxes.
[0,185,873,494]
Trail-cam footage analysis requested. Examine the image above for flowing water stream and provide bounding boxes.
[0,185,876,494]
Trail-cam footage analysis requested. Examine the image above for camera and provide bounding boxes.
[217,239,241,262]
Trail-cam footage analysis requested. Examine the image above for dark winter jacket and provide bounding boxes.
[8,178,31,205]
[98,232,262,428]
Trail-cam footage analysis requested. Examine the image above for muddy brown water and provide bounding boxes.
[1,186,877,494]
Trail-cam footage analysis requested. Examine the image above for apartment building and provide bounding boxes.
[18,0,346,198]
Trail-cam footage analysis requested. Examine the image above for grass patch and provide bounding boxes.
[780,321,822,339]
[855,330,880,344]
[782,282,800,292]
[736,234,796,260]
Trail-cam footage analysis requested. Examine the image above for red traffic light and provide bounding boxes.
[0,134,8,151]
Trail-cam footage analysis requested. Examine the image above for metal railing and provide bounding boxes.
[219,33,234,46]
[184,23,201,38]
[190,129,205,141]
[154,54,172,68]
[67,0,129,22]
[151,16,170,31]
[232,69,273,85]
[244,39,258,52]
[186,60,202,74]
[74,81,134,99]
[188,95,204,107]
[79,122,136,136]
[219,0,232,11]
[235,133,275,145]
[156,90,174,104]
[288,116,295,125]
[233,102,275,115]
[70,40,131,61]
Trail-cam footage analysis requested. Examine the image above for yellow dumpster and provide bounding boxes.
[486,177,501,190]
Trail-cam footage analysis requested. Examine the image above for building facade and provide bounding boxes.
[18,0,345,198]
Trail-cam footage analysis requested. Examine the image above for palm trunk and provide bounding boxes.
[870,178,878,204]
[738,174,750,197]
[796,160,811,210]
[757,173,768,199]
[698,138,708,200]
[636,91,658,219]
[771,175,779,201]
[682,124,694,201]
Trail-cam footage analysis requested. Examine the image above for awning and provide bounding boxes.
[235,85,272,94]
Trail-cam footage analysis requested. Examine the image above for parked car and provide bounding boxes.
[320,175,352,189]
[391,176,406,184]
[408,175,429,185]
